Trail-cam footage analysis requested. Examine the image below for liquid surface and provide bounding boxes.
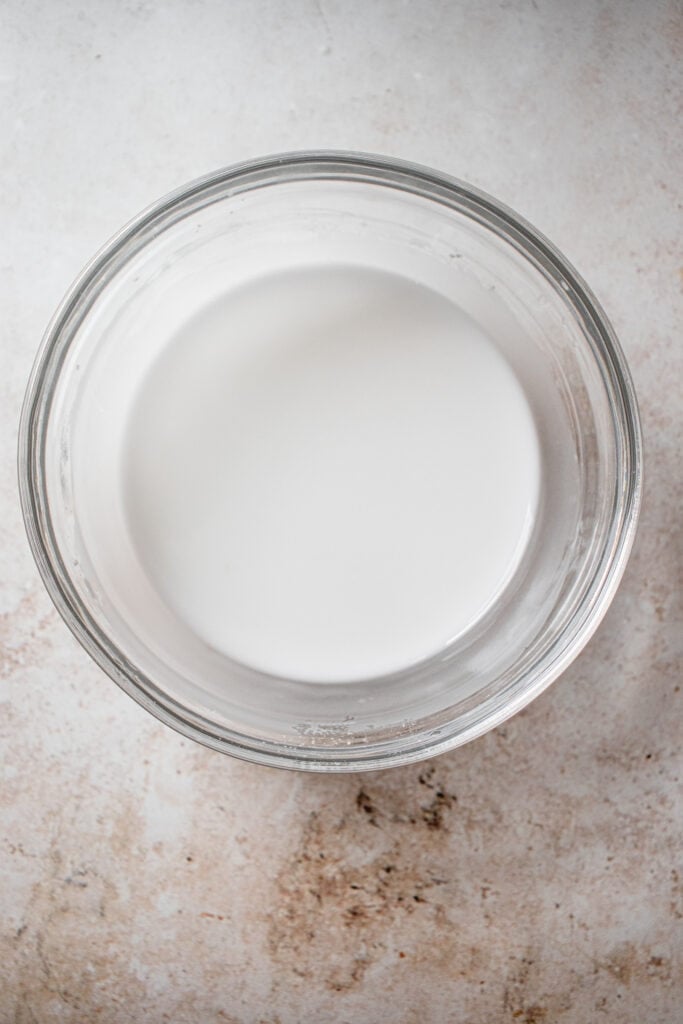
[124,265,540,682]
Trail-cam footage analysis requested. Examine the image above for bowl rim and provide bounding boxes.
[18,150,643,772]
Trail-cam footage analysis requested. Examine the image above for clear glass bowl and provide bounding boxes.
[18,152,642,771]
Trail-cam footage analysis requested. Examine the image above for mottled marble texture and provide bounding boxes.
[1,1,681,1021]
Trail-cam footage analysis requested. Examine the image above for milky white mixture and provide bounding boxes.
[123,264,540,682]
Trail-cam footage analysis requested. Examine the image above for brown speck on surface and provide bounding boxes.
[266,792,465,992]
[420,783,456,830]
[355,787,379,826]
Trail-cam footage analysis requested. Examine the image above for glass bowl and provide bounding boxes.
[18,152,642,771]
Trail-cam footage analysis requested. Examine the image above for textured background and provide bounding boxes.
[1,1,681,1021]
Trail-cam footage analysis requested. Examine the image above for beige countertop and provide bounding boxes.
[1,1,681,1021]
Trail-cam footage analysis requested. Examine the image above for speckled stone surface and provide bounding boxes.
[1,2,681,1021]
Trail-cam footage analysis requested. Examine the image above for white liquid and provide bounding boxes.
[123,265,540,682]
